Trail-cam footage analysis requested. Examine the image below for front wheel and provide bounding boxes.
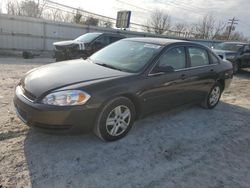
[202,83,222,109]
[94,97,136,141]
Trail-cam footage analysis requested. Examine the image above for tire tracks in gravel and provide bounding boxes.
[0,128,28,141]
[143,114,250,187]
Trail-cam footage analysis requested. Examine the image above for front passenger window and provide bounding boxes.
[157,47,186,70]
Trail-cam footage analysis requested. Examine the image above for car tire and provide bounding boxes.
[201,82,222,109]
[94,97,136,141]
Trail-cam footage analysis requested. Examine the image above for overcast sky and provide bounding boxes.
[2,0,250,37]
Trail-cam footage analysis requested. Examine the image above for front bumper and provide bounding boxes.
[13,89,99,133]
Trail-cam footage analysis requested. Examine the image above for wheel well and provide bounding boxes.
[217,79,225,91]
[121,94,142,120]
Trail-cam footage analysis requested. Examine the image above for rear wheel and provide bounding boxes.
[94,97,135,141]
[202,82,222,109]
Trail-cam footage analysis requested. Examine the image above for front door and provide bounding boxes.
[141,46,192,115]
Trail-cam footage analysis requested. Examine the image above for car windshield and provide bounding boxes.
[74,33,101,43]
[89,40,162,73]
[215,43,244,52]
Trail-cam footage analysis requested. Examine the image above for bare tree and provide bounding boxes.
[43,8,73,22]
[104,21,113,28]
[73,9,83,24]
[193,13,226,40]
[6,0,46,18]
[61,12,74,23]
[145,9,171,34]
[194,14,215,39]
[174,23,188,37]
[230,32,249,42]
[6,0,21,15]
[212,21,227,40]
[84,17,99,26]
[20,0,41,17]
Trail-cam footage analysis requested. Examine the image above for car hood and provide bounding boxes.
[21,59,131,98]
[53,40,86,50]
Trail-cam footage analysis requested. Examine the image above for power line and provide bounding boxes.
[115,0,150,12]
[239,20,250,28]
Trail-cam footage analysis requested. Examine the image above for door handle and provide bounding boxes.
[210,69,214,72]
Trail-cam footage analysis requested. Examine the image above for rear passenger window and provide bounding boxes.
[188,47,209,67]
[158,47,186,70]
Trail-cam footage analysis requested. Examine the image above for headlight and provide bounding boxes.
[42,90,90,106]
[226,54,236,60]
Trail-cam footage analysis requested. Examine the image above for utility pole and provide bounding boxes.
[227,17,239,40]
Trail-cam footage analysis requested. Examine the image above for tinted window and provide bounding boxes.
[74,33,101,43]
[188,47,209,67]
[95,36,111,45]
[158,47,186,70]
[110,37,122,43]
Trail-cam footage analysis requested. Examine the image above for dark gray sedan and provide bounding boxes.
[14,38,233,141]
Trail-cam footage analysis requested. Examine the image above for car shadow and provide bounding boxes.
[23,101,250,188]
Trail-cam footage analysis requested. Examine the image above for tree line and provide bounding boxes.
[144,10,248,42]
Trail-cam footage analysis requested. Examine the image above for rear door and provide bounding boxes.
[184,46,218,102]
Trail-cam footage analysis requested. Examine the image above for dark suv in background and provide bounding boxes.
[213,42,250,73]
[53,32,125,61]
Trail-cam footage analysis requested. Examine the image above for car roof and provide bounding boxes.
[124,37,189,46]
[221,41,246,45]
[101,32,126,38]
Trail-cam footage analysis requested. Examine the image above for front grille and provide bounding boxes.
[55,44,79,51]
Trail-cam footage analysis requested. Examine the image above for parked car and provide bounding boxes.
[53,32,125,61]
[14,38,233,141]
[213,42,250,73]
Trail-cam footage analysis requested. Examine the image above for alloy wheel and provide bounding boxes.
[106,105,131,136]
[209,86,221,106]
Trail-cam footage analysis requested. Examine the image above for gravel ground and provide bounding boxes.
[0,57,250,188]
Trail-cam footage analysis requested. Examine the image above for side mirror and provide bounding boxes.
[155,65,174,73]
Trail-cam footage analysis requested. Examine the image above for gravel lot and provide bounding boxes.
[0,57,250,188]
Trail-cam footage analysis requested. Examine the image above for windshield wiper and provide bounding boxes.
[95,63,123,72]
